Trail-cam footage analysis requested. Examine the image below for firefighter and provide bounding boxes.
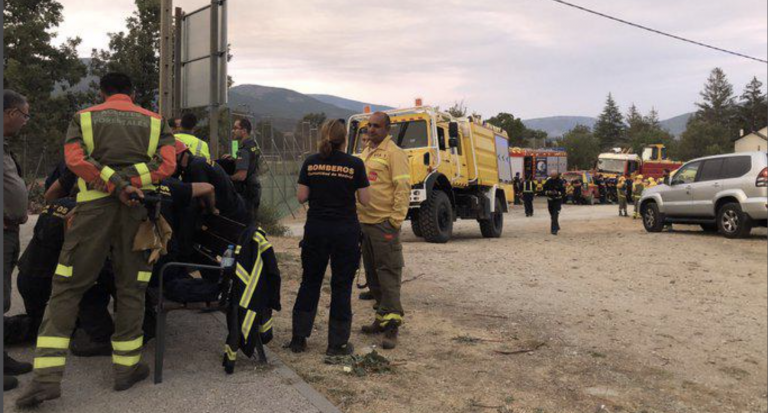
[357,112,411,350]
[543,171,565,235]
[522,174,536,217]
[4,89,33,391]
[230,118,261,223]
[632,175,645,219]
[596,174,607,204]
[17,73,176,408]
[12,163,116,358]
[617,176,628,217]
[174,112,210,160]
[175,141,248,225]
[287,119,371,356]
[571,178,583,205]
[512,173,522,205]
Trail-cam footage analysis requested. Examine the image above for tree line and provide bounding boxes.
[563,68,766,170]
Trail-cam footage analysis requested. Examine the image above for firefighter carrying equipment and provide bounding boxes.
[223,226,281,374]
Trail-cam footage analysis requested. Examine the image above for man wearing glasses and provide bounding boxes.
[3,89,33,391]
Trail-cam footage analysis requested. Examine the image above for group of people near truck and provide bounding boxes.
[4,73,413,409]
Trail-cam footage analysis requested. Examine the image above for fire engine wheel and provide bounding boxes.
[479,197,504,238]
[411,214,424,238]
[419,191,453,243]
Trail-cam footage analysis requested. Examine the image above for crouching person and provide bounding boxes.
[288,119,370,356]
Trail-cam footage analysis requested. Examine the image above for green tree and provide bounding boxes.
[678,118,731,160]
[486,112,528,147]
[3,0,88,176]
[300,112,327,128]
[593,93,626,149]
[696,67,736,128]
[446,100,467,117]
[90,0,160,110]
[738,76,767,134]
[562,124,600,170]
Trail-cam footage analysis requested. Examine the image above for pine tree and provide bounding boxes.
[593,93,626,149]
[738,76,767,134]
[90,0,160,111]
[696,67,736,127]
[645,107,661,129]
[3,0,88,176]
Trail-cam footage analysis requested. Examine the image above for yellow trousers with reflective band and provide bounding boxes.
[33,197,152,383]
[361,222,404,328]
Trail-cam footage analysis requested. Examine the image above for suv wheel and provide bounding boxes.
[717,203,753,239]
[642,202,664,232]
[479,197,504,238]
[419,191,453,243]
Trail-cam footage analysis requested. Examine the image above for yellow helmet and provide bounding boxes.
[636,175,644,180]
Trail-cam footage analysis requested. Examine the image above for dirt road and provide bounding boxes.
[272,200,767,413]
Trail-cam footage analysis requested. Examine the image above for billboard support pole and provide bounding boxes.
[159,0,173,119]
[208,0,220,158]
[172,7,183,117]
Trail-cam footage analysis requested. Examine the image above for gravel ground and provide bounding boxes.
[274,199,768,413]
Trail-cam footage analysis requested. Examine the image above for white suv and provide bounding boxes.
[639,152,768,238]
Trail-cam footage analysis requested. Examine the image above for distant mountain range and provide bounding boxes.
[522,113,693,138]
[308,94,394,113]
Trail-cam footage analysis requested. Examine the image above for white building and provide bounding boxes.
[734,127,767,152]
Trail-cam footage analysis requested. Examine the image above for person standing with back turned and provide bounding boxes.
[287,119,370,356]
[357,112,411,350]
[17,73,176,408]
[543,171,566,235]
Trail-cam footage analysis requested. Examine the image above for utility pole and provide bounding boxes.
[172,7,182,118]
[158,0,173,119]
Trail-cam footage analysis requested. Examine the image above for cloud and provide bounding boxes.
[55,0,767,120]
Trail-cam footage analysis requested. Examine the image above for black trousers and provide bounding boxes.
[292,220,361,347]
[17,261,116,343]
[548,199,562,233]
[523,193,534,216]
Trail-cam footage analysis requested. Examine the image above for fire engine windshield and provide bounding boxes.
[354,120,429,153]
[597,158,626,174]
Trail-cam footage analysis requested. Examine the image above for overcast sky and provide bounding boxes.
[54,0,767,120]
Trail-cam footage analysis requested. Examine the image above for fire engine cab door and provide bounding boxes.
[437,126,460,182]
[495,134,513,184]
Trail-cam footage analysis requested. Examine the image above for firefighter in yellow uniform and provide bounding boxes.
[357,112,411,350]
[17,73,177,408]
[632,175,645,219]
[174,112,210,160]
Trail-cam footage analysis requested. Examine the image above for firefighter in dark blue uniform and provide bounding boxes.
[287,119,370,356]
[522,174,536,217]
[543,171,566,235]
[231,118,261,223]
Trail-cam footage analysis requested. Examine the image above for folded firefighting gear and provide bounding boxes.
[223,226,281,374]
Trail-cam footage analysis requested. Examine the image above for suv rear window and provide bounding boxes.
[698,158,724,182]
[720,156,751,179]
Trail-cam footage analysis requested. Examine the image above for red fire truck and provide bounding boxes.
[509,147,568,192]
[595,144,682,179]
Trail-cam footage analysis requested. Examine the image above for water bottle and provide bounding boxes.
[221,245,236,269]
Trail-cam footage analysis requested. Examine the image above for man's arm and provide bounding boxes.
[126,119,177,189]
[389,149,412,228]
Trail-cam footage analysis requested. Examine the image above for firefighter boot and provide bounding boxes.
[114,362,150,391]
[4,376,18,391]
[286,337,307,353]
[358,291,374,301]
[15,381,61,407]
[382,324,399,350]
[326,342,354,357]
[361,319,384,335]
[4,352,32,376]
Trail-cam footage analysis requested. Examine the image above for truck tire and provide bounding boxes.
[419,191,453,243]
[717,203,752,239]
[479,197,504,238]
[411,214,423,238]
[642,202,664,233]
